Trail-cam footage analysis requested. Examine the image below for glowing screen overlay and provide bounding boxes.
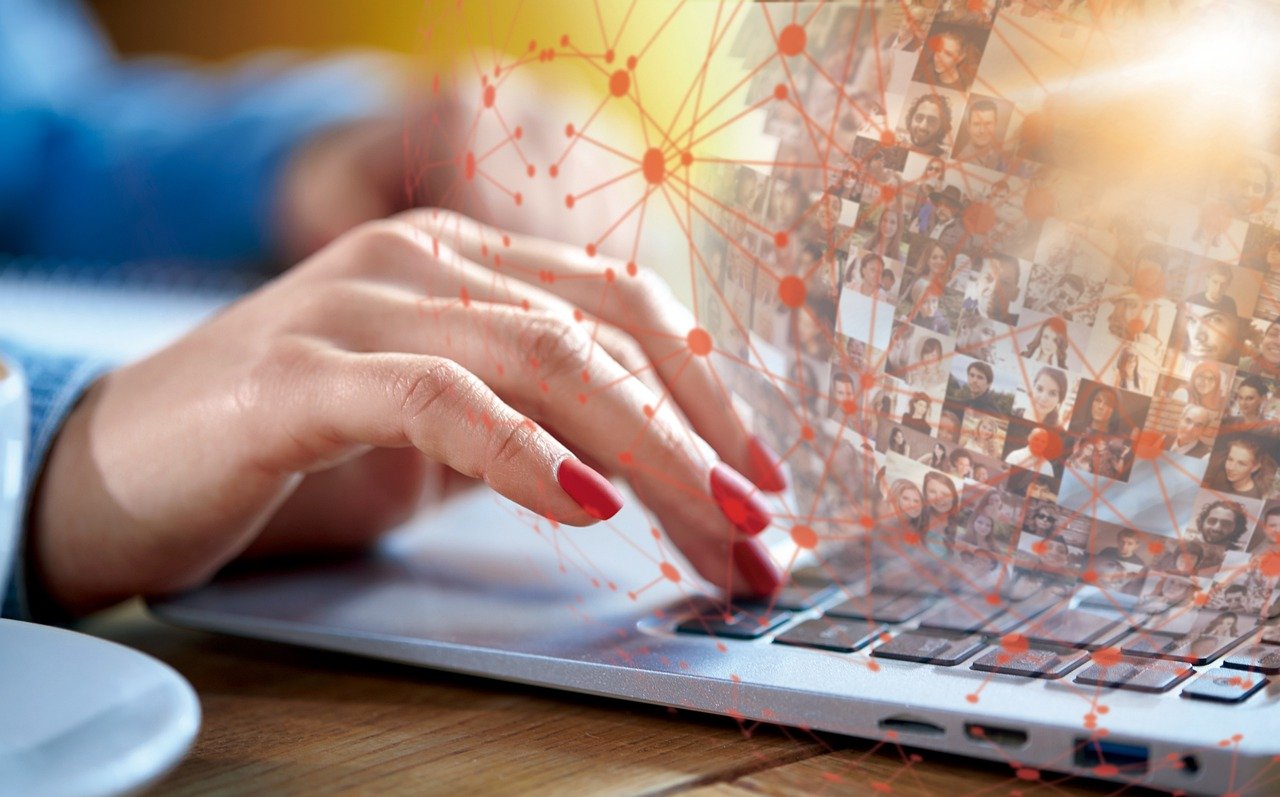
[690,1,1280,627]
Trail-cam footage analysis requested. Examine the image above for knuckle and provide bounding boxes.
[344,219,431,270]
[392,206,456,232]
[394,357,472,425]
[251,336,321,393]
[524,313,591,377]
[484,420,531,480]
[622,265,673,309]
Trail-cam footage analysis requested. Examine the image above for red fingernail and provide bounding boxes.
[557,459,624,520]
[733,540,781,596]
[747,435,787,493]
[710,463,772,535]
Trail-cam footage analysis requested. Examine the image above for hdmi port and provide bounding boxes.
[965,723,1029,748]
[879,716,945,736]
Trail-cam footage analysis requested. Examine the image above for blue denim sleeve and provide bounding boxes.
[0,0,399,266]
[0,341,112,622]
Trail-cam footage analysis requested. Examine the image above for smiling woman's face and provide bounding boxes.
[925,477,954,513]
[898,486,923,519]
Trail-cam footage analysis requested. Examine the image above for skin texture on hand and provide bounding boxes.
[29,211,785,617]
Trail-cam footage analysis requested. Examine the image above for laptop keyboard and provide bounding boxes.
[672,551,1277,702]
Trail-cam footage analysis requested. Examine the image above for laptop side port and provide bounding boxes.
[1073,738,1150,773]
[965,723,1028,748]
[878,716,945,736]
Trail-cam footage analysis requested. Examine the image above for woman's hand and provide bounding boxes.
[29,210,786,616]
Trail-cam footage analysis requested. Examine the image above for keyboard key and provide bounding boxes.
[916,600,1007,635]
[676,608,791,640]
[826,591,934,624]
[1120,632,1244,666]
[1075,656,1193,693]
[774,618,884,653]
[1023,607,1123,649]
[1260,626,1280,646]
[1181,668,1269,704]
[741,583,837,612]
[1223,644,1280,675]
[971,645,1089,680]
[937,593,1060,636]
[789,566,839,587]
[872,631,985,666]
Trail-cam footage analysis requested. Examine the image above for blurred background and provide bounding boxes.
[87,0,748,307]
[94,0,524,61]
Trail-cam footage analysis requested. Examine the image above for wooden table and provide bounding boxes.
[84,602,1154,796]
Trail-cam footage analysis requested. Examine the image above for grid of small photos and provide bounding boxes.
[694,1,1280,628]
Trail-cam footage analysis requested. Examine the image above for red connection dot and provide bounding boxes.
[1001,633,1029,654]
[642,147,665,184]
[790,524,818,549]
[778,275,806,308]
[962,201,997,234]
[774,231,789,248]
[1027,428,1063,459]
[778,24,806,56]
[1134,430,1164,459]
[774,84,788,101]
[660,562,680,582]
[687,328,713,356]
[609,69,631,97]
[483,84,495,108]
[464,152,476,180]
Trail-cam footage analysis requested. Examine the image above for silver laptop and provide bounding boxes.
[153,2,1280,795]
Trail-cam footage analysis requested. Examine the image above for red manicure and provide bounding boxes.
[557,459,624,520]
[710,463,772,535]
[732,540,782,596]
[746,435,787,493]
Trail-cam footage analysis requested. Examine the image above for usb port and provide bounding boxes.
[1074,738,1149,773]
[965,723,1028,748]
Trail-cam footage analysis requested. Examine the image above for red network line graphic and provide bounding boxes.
[398,1,1280,793]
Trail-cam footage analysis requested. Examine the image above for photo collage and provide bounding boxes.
[695,1,1280,623]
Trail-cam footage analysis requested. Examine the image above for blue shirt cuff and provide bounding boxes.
[0,342,112,622]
